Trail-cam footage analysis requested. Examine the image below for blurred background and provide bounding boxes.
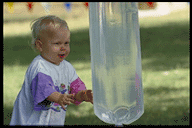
[3,2,190,125]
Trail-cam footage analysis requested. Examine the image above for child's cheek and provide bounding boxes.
[53,46,60,51]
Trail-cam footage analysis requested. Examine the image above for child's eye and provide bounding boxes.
[65,42,69,44]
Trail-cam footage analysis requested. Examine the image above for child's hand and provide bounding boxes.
[71,90,93,104]
[83,90,93,104]
[58,93,74,110]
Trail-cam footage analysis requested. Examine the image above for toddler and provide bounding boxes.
[10,15,93,126]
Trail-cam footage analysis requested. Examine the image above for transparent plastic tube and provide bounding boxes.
[89,2,144,125]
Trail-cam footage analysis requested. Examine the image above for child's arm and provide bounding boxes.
[72,90,93,104]
[47,92,74,110]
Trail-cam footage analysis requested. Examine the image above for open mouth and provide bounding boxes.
[58,54,65,58]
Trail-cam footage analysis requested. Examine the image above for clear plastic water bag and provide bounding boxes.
[89,2,144,125]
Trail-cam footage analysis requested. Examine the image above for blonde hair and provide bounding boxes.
[30,15,69,52]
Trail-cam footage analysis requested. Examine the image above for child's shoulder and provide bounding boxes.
[62,60,75,70]
[29,55,46,68]
[27,55,50,75]
[62,59,72,66]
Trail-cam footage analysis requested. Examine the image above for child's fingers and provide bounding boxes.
[63,101,69,106]
[63,98,71,105]
[66,94,75,102]
[69,98,75,103]
[66,101,71,105]
[86,90,93,96]
[87,90,92,93]
[61,104,66,110]
[85,90,93,104]
[87,90,93,98]
[67,94,74,98]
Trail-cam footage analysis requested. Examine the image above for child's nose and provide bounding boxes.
[60,43,66,50]
[60,47,66,51]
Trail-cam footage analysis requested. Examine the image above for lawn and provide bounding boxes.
[3,7,189,125]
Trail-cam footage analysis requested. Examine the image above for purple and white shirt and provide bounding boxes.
[10,55,86,126]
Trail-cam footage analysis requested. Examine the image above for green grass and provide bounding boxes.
[3,8,189,125]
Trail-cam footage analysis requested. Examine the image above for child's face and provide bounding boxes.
[38,25,70,65]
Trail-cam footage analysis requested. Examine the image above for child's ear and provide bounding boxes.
[35,40,43,52]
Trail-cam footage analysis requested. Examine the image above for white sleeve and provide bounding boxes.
[65,61,79,83]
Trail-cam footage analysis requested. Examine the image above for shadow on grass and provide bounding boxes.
[3,21,189,71]
[3,105,13,126]
[140,21,189,71]
[144,86,188,96]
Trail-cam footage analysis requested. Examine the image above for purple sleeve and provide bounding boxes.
[31,72,56,111]
[69,77,86,105]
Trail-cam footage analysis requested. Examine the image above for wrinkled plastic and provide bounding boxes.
[89,2,144,125]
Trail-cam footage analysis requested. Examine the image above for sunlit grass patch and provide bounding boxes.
[3,64,28,107]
